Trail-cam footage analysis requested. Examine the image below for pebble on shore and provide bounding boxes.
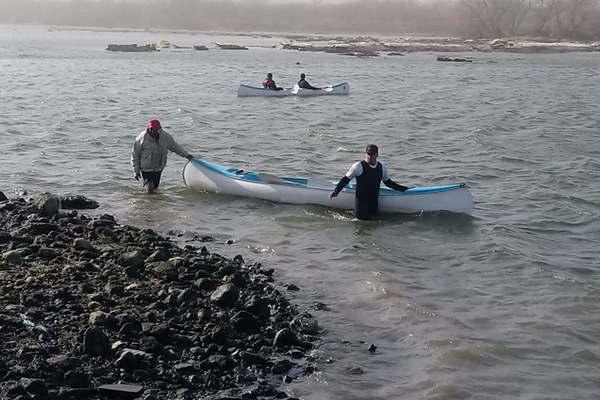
[0,191,320,400]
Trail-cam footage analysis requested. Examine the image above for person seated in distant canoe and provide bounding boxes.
[263,73,283,91]
[330,144,410,220]
[298,73,320,90]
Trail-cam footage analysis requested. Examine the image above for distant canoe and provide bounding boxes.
[292,82,350,97]
[106,44,156,52]
[193,45,208,51]
[216,43,248,50]
[237,84,294,97]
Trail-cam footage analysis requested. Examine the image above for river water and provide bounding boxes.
[2,25,600,400]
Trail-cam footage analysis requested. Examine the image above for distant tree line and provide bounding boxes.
[2,0,600,39]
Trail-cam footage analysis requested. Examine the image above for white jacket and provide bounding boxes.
[131,129,189,175]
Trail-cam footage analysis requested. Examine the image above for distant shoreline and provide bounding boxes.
[7,24,600,55]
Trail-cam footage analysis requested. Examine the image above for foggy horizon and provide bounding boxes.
[2,0,600,39]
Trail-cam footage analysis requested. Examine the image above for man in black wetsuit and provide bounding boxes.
[330,144,409,220]
[297,73,320,90]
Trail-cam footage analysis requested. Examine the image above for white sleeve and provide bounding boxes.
[381,163,389,181]
[345,162,363,179]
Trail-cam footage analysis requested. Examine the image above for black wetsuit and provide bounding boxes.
[333,160,408,220]
[354,160,383,219]
[298,79,319,90]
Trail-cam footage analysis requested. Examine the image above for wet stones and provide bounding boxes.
[119,249,146,268]
[88,311,117,327]
[73,238,95,252]
[231,310,260,333]
[32,192,59,217]
[83,327,110,356]
[0,192,321,399]
[273,328,297,349]
[59,195,99,209]
[20,378,48,397]
[210,283,239,306]
[2,249,23,264]
[114,349,154,370]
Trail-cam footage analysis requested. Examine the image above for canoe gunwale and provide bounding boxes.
[185,159,469,196]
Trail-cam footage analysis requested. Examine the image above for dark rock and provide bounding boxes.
[60,195,99,209]
[150,262,177,281]
[271,359,293,374]
[194,277,216,291]
[63,371,91,388]
[73,238,95,251]
[28,222,58,235]
[238,351,267,366]
[105,281,124,297]
[231,311,260,333]
[119,321,142,337]
[244,296,270,319]
[88,311,117,327]
[98,383,144,396]
[114,349,153,370]
[210,284,239,307]
[33,192,60,217]
[0,191,7,202]
[273,328,297,349]
[173,362,198,374]
[119,250,146,268]
[286,284,300,291]
[20,378,47,396]
[223,273,247,287]
[37,247,58,259]
[2,249,23,264]
[368,344,377,353]
[145,248,170,263]
[83,327,110,356]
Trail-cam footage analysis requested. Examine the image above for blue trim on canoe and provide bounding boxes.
[189,158,465,195]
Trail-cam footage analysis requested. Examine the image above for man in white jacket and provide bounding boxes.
[131,119,194,193]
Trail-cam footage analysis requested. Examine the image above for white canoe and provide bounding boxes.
[292,82,350,97]
[237,84,294,97]
[183,158,474,215]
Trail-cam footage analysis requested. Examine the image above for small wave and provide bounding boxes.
[436,347,501,368]
[426,384,471,400]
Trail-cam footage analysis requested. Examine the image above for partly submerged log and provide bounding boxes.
[106,44,156,52]
[215,43,248,50]
[437,56,472,62]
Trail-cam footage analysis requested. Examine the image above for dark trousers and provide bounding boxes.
[141,171,162,189]
[355,197,378,220]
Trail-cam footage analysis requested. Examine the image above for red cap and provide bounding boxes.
[147,119,161,130]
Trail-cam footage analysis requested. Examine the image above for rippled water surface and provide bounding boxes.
[2,25,600,400]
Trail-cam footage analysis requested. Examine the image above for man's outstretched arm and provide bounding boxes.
[330,176,351,198]
[383,179,409,192]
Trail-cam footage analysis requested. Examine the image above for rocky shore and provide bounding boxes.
[0,191,320,400]
[280,35,600,57]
